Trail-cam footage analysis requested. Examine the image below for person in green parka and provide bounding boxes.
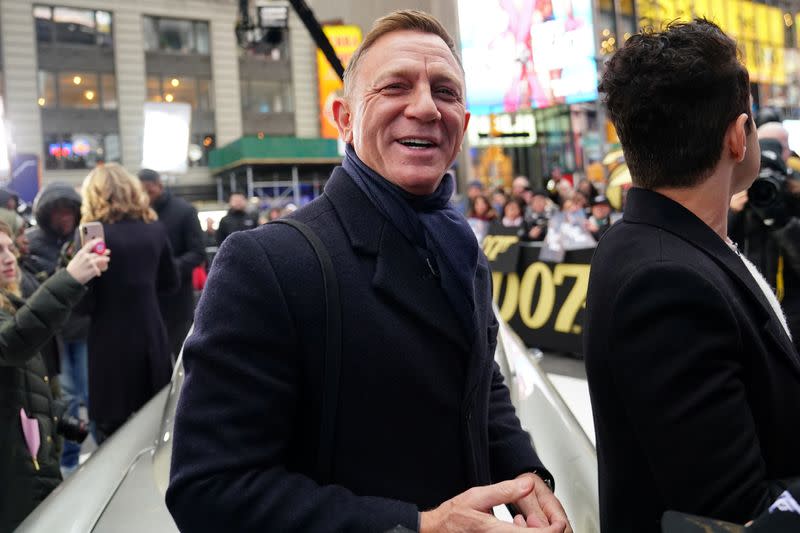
[0,220,109,532]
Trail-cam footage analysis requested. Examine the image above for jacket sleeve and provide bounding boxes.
[157,231,180,295]
[607,261,783,523]
[0,269,86,367]
[175,206,206,279]
[166,230,419,533]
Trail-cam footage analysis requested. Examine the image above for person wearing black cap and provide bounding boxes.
[138,168,205,361]
[524,189,551,241]
[585,195,612,242]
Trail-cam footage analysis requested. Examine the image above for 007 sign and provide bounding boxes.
[486,241,593,354]
[493,262,589,335]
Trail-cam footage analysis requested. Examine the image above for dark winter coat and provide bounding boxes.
[25,183,88,342]
[84,219,178,429]
[167,168,548,532]
[151,191,205,354]
[584,188,800,532]
[216,208,258,245]
[0,269,86,532]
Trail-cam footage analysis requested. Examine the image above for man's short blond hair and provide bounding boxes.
[343,10,463,97]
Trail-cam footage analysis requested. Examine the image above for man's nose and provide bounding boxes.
[405,85,441,122]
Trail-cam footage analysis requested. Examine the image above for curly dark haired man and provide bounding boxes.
[584,20,800,532]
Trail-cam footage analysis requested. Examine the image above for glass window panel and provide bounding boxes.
[34,6,53,43]
[244,80,293,113]
[44,134,61,170]
[102,133,121,162]
[158,18,194,53]
[95,10,113,47]
[146,76,162,102]
[53,7,95,45]
[38,71,56,108]
[143,17,159,51]
[33,5,51,19]
[162,76,197,108]
[62,132,102,169]
[281,82,294,112]
[101,74,117,109]
[188,133,214,167]
[198,79,213,110]
[195,21,210,54]
[58,72,99,109]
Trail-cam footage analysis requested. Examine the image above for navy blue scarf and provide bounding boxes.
[342,145,479,339]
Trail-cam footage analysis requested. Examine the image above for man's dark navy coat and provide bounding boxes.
[166,168,546,532]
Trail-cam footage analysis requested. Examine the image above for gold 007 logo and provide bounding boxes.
[492,262,590,335]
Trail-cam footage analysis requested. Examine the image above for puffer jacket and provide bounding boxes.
[25,183,87,342]
[0,269,86,532]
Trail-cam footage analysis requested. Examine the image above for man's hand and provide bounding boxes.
[512,473,573,533]
[419,477,567,532]
[528,226,543,239]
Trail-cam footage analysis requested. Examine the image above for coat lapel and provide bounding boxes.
[625,188,800,375]
[324,167,470,353]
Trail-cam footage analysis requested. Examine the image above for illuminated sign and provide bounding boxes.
[459,0,598,115]
[317,25,362,139]
[467,112,538,147]
[141,102,191,174]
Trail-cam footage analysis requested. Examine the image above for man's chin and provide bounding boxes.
[387,172,444,195]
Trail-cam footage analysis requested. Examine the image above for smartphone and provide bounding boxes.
[79,222,106,254]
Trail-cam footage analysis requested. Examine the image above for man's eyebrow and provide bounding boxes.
[372,65,463,87]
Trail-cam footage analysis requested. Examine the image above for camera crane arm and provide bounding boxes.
[237,0,346,82]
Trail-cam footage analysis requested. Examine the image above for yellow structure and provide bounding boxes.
[635,0,788,83]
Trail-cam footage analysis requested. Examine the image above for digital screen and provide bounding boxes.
[459,0,599,115]
[48,142,72,158]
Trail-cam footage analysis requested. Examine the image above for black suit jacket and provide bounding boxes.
[166,167,545,532]
[584,187,800,532]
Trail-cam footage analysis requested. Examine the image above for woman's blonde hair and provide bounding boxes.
[0,220,21,313]
[81,163,157,224]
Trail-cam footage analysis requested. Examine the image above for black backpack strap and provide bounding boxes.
[270,218,341,485]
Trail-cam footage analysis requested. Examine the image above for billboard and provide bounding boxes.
[141,102,191,174]
[459,0,598,115]
[317,25,362,139]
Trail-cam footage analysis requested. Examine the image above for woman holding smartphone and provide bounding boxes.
[0,222,109,531]
[80,163,178,442]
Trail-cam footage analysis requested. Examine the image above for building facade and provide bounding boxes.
[0,0,460,197]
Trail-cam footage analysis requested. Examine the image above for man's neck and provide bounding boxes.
[654,170,735,241]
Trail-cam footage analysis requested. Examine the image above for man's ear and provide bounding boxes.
[332,97,354,143]
[727,113,750,163]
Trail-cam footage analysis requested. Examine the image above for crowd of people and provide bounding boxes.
[4,8,800,533]
[463,175,619,246]
[0,163,204,531]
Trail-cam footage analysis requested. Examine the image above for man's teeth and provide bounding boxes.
[400,139,434,148]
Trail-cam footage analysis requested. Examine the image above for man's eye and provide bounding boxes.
[436,87,459,98]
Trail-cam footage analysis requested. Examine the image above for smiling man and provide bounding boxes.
[167,10,570,533]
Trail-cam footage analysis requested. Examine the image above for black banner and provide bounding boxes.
[484,236,594,355]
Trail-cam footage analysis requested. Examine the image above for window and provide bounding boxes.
[144,17,210,55]
[241,80,293,113]
[39,71,117,109]
[38,71,56,108]
[57,72,99,109]
[35,5,113,47]
[188,133,214,167]
[101,74,117,109]
[44,132,119,170]
[147,75,212,110]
